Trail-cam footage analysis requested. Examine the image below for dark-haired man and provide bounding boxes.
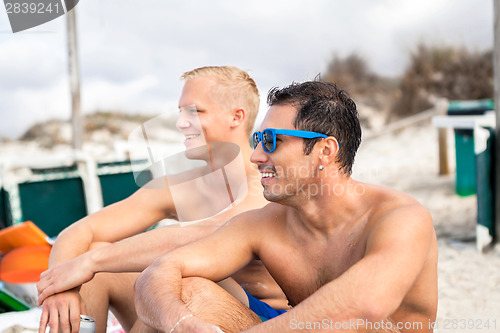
[134,81,438,333]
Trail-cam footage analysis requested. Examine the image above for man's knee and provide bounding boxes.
[181,277,248,312]
[180,277,261,333]
[180,277,221,310]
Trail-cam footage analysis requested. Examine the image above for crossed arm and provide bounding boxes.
[36,223,216,303]
[37,182,264,333]
[36,185,203,333]
[134,204,436,332]
[134,211,259,331]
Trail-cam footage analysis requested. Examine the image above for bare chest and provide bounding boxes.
[262,237,366,307]
[170,176,239,221]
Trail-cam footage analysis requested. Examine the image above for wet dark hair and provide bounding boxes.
[267,81,361,174]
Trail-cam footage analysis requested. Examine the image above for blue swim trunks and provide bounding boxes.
[244,289,287,322]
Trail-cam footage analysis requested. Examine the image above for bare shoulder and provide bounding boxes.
[364,183,435,250]
[366,183,431,221]
[218,202,287,235]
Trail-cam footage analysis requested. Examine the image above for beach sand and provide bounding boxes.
[1,118,499,332]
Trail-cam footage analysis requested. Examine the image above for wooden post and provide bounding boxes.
[437,99,450,175]
[66,7,82,150]
[494,0,500,242]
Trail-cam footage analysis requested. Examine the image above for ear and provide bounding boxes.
[230,108,245,129]
[318,137,340,168]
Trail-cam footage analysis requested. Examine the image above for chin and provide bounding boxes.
[184,137,205,149]
[263,186,286,203]
[184,145,211,161]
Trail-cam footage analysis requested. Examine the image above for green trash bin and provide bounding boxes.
[474,126,496,251]
[432,109,496,251]
[447,99,494,196]
[453,129,476,196]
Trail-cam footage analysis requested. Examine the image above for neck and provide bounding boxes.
[289,174,368,235]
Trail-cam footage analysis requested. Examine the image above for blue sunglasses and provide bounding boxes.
[252,128,328,153]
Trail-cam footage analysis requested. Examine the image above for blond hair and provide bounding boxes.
[181,66,260,135]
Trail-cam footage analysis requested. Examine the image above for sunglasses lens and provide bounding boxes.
[262,130,274,152]
[252,132,259,149]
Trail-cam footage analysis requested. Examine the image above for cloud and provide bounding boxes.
[0,36,65,90]
[0,0,494,139]
[0,77,70,138]
[82,74,170,113]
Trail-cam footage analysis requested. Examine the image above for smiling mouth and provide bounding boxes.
[260,172,276,179]
[184,134,201,141]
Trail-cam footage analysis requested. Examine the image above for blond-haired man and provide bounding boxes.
[37,66,289,333]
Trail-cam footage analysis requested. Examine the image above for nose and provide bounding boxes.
[250,141,268,166]
[176,113,190,129]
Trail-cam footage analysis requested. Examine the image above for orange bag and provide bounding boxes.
[0,221,49,255]
[0,244,51,283]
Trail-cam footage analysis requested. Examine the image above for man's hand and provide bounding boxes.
[38,288,86,333]
[37,254,95,306]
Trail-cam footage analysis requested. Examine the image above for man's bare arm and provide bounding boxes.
[37,191,266,304]
[48,186,175,268]
[134,211,260,331]
[37,222,216,304]
[37,185,175,333]
[244,205,435,332]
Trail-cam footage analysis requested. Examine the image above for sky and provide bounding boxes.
[0,0,494,139]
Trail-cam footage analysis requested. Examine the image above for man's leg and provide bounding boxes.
[130,277,256,333]
[130,320,156,333]
[78,242,139,332]
[80,272,139,333]
[180,277,261,333]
